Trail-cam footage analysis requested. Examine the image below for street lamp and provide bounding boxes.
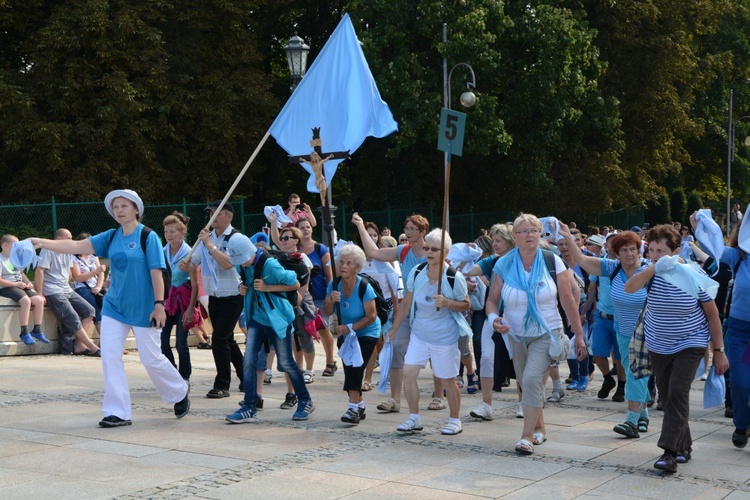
[726,89,750,234]
[442,23,477,232]
[284,34,310,91]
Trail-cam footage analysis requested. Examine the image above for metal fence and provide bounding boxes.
[0,197,644,245]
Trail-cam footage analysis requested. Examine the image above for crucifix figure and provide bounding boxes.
[288,127,350,207]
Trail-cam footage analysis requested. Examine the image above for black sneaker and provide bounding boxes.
[341,408,360,424]
[612,385,625,402]
[174,387,190,419]
[654,453,677,473]
[280,393,297,409]
[725,406,734,418]
[598,377,616,399]
[238,398,263,410]
[99,415,132,427]
[358,407,366,421]
[206,388,230,399]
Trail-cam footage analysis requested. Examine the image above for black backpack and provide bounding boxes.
[333,273,389,325]
[108,226,171,296]
[250,249,310,308]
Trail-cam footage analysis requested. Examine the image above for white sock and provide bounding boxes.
[448,417,461,425]
[348,403,358,411]
[305,370,313,375]
[357,401,365,409]
[410,413,421,422]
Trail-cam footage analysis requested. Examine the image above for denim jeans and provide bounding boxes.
[471,310,486,377]
[726,316,750,431]
[160,309,191,380]
[243,318,310,408]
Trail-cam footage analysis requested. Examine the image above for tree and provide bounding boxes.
[645,194,671,226]
[670,188,687,224]
[687,190,704,214]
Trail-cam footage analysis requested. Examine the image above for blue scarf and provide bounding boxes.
[494,247,552,337]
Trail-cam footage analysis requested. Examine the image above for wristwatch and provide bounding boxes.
[714,347,725,353]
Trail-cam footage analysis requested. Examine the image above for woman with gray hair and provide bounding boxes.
[323,244,381,425]
[388,229,472,435]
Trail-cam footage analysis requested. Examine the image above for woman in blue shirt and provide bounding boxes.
[32,189,190,427]
[324,244,380,425]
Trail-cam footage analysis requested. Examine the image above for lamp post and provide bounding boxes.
[284,34,310,91]
[442,23,477,233]
[727,89,750,234]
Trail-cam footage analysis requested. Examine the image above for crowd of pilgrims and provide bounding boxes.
[20,191,750,474]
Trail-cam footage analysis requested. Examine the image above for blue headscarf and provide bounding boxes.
[493,247,552,337]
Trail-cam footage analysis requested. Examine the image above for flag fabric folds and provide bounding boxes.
[269,13,398,193]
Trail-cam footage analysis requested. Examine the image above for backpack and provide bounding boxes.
[251,248,310,308]
[333,273,389,325]
[108,226,171,295]
[399,244,412,264]
[413,262,457,290]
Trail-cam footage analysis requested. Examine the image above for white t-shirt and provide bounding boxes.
[38,249,74,296]
[500,254,567,337]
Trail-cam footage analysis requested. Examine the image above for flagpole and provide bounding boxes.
[183,131,271,262]
[436,146,451,312]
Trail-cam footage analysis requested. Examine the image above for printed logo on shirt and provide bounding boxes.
[128,242,137,250]
[111,252,129,272]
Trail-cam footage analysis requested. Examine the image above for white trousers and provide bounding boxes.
[101,316,188,420]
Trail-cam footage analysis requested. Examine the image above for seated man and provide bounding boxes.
[34,229,101,355]
[283,193,317,228]
[0,234,48,345]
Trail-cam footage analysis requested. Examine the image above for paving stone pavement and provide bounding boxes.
[0,348,748,499]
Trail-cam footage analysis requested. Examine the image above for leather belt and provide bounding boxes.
[598,311,615,320]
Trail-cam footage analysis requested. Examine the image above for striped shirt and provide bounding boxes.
[602,259,647,338]
[641,272,711,355]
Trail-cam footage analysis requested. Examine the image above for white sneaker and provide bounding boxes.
[469,402,494,421]
[516,402,524,418]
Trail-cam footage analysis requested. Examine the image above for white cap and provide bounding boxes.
[226,233,257,266]
[104,189,144,220]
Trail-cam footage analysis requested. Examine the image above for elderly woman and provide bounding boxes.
[323,244,381,425]
[558,225,652,438]
[160,211,203,382]
[387,229,471,435]
[464,223,520,419]
[31,189,190,427]
[625,224,728,473]
[691,211,750,449]
[486,214,586,455]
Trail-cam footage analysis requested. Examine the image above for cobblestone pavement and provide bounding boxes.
[0,349,747,499]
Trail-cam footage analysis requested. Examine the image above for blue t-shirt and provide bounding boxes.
[642,273,711,354]
[397,244,427,282]
[90,225,166,327]
[601,258,647,338]
[327,277,381,338]
[720,247,750,322]
[306,243,330,302]
[243,256,297,334]
[591,267,614,316]
[477,255,497,280]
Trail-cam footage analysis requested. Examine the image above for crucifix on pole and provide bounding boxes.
[288,127,350,321]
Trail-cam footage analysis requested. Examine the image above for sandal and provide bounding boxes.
[466,373,479,394]
[428,397,446,410]
[376,398,400,412]
[361,381,372,392]
[322,362,338,377]
[732,429,748,449]
[532,432,547,445]
[514,439,534,455]
[638,416,649,433]
[613,420,640,439]
[197,342,211,350]
[303,372,314,384]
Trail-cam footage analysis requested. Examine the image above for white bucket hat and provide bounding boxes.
[104,189,144,220]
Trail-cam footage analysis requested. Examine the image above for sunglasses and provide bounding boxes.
[422,246,442,253]
[280,235,297,242]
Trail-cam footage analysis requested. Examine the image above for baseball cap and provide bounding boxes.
[205,200,234,213]
[226,233,256,266]
[630,226,642,233]
[250,231,269,246]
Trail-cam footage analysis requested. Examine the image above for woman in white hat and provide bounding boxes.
[32,189,190,427]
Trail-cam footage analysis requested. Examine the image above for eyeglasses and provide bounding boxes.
[280,235,297,242]
[403,226,419,233]
[514,228,541,236]
[399,238,407,243]
[422,246,442,253]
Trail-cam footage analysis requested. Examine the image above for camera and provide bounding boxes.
[311,264,322,276]
[298,203,307,210]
